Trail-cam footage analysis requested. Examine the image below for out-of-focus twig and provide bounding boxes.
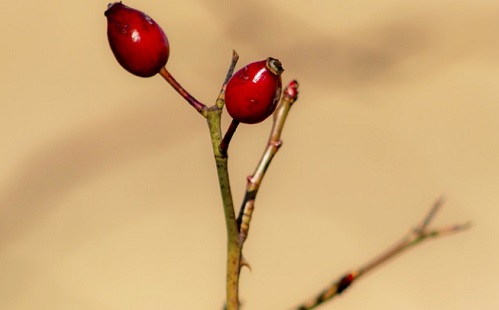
[295,198,471,310]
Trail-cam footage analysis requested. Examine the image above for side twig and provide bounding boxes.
[295,198,471,310]
[237,80,299,247]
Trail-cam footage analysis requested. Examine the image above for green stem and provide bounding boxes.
[215,155,240,310]
[206,51,241,310]
[206,108,241,310]
[161,50,241,309]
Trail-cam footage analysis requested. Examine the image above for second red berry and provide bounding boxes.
[225,58,284,124]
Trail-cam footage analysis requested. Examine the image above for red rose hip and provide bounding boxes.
[105,2,170,77]
[225,58,284,124]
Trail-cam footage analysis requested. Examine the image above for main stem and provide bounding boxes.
[207,108,241,310]
[160,51,240,308]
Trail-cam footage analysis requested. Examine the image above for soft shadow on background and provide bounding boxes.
[0,0,498,309]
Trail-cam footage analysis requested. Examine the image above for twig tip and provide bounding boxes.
[284,80,299,104]
[232,49,239,60]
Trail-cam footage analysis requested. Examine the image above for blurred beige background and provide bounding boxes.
[0,0,498,309]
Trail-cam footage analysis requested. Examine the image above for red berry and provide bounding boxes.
[225,58,284,124]
[105,2,169,77]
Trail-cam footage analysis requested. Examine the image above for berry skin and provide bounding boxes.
[105,2,169,77]
[225,58,284,124]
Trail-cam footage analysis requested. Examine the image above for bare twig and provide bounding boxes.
[217,50,240,106]
[237,80,299,246]
[295,198,470,310]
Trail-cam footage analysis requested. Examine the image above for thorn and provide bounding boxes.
[247,176,256,184]
[273,140,283,148]
[240,256,252,272]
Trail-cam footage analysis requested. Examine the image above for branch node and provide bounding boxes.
[272,140,283,148]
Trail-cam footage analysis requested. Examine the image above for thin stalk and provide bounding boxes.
[159,66,207,115]
[219,119,240,156]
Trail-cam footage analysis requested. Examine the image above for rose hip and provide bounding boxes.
[105,2,170,77]
[225,58,284,124]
